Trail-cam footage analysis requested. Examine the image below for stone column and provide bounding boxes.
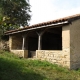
[38,33,42,50]
[37,31,44,50]
[22,35,25,50]
[22,32,29,50]
[22,33,28,50]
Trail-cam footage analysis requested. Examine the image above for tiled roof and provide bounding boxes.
[5,13,80,34]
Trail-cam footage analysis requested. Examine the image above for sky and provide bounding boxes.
[29,0,80,25]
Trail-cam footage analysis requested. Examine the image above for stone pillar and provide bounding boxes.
[37,31,44,50]
[22,35,25,50]
[62,26,70,68]
[38,34,42,50]
[22,34,28,50]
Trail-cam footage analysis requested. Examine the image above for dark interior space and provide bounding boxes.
[28,37,38,51]
[27,27,62,57]
[28,31,38,58]
[28,37,38,58]
[42,27,62,50]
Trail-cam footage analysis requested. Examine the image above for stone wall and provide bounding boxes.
[11,50,28,58]
[0,40,9,50]
[9,35,23,50]
[36,25,70,68]
[11,35,22,50]
[9,34,28,58]
[62,25,70,68]
[70,19,80,69]
[36,50,70,68]
[36,50,62,63]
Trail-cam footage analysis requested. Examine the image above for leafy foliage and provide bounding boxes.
[0,0,31,27]
[0,0,31,40]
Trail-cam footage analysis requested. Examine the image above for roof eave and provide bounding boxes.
[5,20,69,35]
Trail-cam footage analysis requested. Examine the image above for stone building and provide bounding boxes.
[5,14,80,69]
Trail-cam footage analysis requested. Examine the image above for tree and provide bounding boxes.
[0,0,31,31]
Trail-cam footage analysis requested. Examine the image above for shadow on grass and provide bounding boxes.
[0,58,47,80]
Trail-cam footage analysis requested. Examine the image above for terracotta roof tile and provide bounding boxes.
[5,13,80,34]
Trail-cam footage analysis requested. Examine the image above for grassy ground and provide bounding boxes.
[0,50,80,80]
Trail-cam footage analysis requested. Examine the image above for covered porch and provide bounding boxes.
[9,26,62,58]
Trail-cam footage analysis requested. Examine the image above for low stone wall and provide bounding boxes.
[11,50,28,58]
[36,50,70,68]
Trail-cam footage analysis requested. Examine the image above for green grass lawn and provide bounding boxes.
[0,50,80,80]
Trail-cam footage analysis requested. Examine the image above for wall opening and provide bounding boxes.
[28,31,38,58]
[42,27,62,50]
[28,37,38,51]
